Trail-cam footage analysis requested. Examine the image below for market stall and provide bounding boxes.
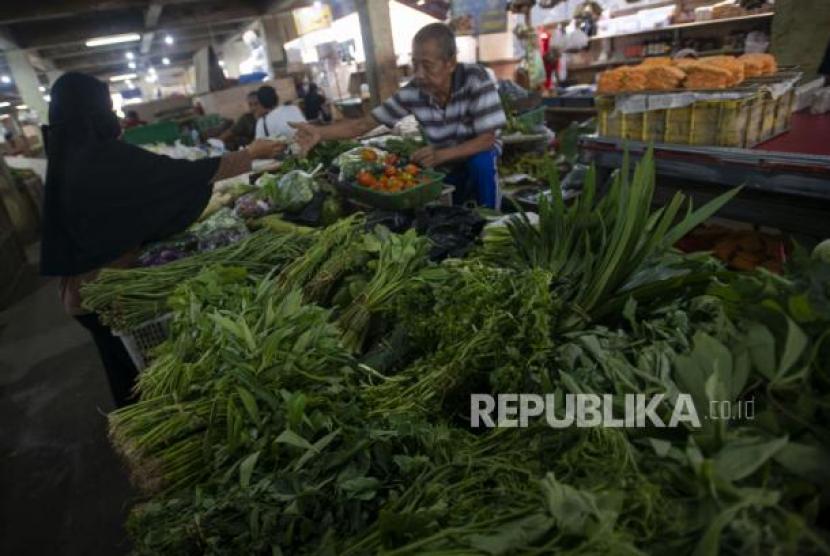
[77,136,830,553]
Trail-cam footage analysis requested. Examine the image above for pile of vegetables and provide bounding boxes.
[90,151,830,555]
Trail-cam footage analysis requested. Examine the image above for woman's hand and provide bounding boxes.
[246,139,287,160]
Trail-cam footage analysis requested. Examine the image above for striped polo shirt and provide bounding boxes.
[371,63,507,150]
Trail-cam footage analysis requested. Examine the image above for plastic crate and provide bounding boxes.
[122,121,180,146]
[113,314,172,371]
[337,170,446,210]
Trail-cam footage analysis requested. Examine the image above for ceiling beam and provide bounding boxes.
[14,7,260,50]
[0,0,209,26]
[56,49,201,75]
[40,22,247,60]
[141,1,164,54]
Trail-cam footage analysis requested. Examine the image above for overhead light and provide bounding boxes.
[162,57,170,65]
[146,74,158,83]
[313,0,322,9]
[0,75,10,84]
[128,61,138,69]
[109,72,138,82]
[164,35,174,45]
[0,101,10,108]
[16,104,28,110]
[85,33,141,47]
[125,51,135,60]
[417,0,426,4]
[44,95,51,102]
[38,85,46,92]
[218,60,225,67]
[148,66,156,75]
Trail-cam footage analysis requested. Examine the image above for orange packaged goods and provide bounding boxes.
[640,56,672,67]
[643,64,686,90]
[682,62,732,89]
[700,56,745,87]
[740,53,777,76]
[597,66,647,94]
[673,58,699,71]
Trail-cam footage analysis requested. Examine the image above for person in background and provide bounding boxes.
[122,110,146,129]
[218,91,259,150]
[291,22,507,208]
[40,72,286,408]
[253,85,306,140]
[302,82,328,122]
[193,101,206,116]
[820,38,830,83]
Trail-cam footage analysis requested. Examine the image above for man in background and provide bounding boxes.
[253,85,306,140]
[218,91,259,150]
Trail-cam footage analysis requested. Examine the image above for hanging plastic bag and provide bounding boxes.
[564,24,589,51]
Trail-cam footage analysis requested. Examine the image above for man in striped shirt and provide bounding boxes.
[291,23,507,208]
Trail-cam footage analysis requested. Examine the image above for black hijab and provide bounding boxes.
[40,72,220,276]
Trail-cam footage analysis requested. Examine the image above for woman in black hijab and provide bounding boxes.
[40,72,284,407]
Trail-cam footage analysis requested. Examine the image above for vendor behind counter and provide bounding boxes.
[291,22,507,209]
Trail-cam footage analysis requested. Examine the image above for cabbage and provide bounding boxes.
[812,239,830,263]
[264,164,323,213]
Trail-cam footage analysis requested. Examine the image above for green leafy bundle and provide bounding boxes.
[81,229,314,329]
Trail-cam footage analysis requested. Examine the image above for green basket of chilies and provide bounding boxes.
[337,169,446,210]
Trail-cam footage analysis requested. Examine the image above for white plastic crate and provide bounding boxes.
[113,314,173,371]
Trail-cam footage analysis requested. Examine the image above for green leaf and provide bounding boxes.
[467,513,553,555]
[744,323,776,381]
[712,435,788,482]
[294,429,340,471]
[275,429,314,451]
[339,476,380,501]
[239,451,260,489]
[774,442,830,485]
[236,387,260,426]
[787,293,817,323]
[777,316,807,379]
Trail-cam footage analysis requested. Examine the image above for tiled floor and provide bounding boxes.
[0,248,134,556]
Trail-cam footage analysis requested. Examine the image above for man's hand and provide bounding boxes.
[411,145,445,168]
[289,121,322,156]
[246,139,287,159]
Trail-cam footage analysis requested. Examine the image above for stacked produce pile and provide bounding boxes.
[89,152,830,555]
[598,53,778,93]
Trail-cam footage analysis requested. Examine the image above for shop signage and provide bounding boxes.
[292,4,334,36]
[451,0,508,35]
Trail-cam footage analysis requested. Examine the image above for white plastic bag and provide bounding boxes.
[744,31,770,54]
[810,88,830,115]
[564,24,589,51]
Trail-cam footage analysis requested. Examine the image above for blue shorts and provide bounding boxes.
[443,149,501,210]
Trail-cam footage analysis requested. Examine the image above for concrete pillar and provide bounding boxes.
[193,46,211,94]
[6,49,49,124]
[260,15,293,76]
[356,0,398,107]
